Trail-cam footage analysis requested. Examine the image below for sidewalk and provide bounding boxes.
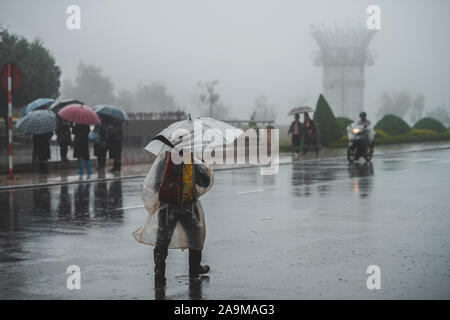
[0,161,153,190]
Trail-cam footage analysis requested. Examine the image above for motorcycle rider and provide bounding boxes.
[356,111,371,126]
[356,111,373,152]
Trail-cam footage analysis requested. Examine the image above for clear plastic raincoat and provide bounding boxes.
[133,152,214,250]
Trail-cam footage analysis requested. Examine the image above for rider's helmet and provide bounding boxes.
[359,111,367,119]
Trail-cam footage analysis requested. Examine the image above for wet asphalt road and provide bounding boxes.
[1,147,450,299]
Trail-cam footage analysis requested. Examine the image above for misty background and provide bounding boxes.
[1,0,449,125]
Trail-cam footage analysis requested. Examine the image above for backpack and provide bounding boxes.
[158,152,196,204]
[89,130,101,144]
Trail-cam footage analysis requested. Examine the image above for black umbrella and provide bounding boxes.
[50,99,84,114]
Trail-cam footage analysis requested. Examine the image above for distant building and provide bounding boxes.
[311,24,376,118]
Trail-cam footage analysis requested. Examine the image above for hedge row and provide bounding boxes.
[330,129,450,148]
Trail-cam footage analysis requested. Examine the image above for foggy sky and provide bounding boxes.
[1,0,449,124]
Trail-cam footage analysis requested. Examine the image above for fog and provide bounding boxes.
[1,0,449,124]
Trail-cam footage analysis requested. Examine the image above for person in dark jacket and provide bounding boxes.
[107,119,123,172]
[288,113,302,157]
[72,124,92,175]
[301,113,319,156]
[93,116,109,171]
[33,131,53,174]
[55,118,72,164]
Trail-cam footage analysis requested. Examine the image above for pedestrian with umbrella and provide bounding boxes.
[288,113,302,158]
[91,114,109,171]
[21,98,55,163]
[288,106,314,159]
[94,105,128,172]
[58,104,100,175]
[51,99,83,164]
[16,110,56,174]
[133,116,243,289]
[106,118,123,172]
[22,98,54,117]
[301,112,319,156]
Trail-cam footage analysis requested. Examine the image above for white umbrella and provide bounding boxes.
[144,117,244,155]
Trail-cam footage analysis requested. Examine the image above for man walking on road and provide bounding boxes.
[134,150,214,289]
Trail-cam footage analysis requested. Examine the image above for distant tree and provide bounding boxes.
[61,62,115,107]
[198,101,230,120]
[0,26,61,138]
[413,117,447,133]
[251,95,277,121]
[336,117,353,137]
[198,81,220,118]
[313,94,341,145]
[133,82,176,112]
[409,93,425,123]
[375,114,410,135]
[114,89,135,111]
[377,91,412,120]
[427,105,450,128]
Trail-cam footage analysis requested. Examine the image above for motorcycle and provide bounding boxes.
[346,123,375,163]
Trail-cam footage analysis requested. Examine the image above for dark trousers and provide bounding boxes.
[38,161,48,174]
[154,203,202,279]
[60,145,68,161]
[303,137,319,155]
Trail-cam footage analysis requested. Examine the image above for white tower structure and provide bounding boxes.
[311,24,376,118]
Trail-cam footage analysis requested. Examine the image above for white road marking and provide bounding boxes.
[412,158,436,162]
[236,188,264,195]
[434,159,450,165]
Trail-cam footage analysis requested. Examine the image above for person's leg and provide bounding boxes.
[303,138,309,155]
[41,161,48,174]
[314,138,319,156]
[97,148,106,170]
[114,158,121,171]
[38,161,44,173]
[84,155,92,175]
[109,156,121,172]
[189,249,210,277]
[178,204,210,277]
[60,145,68,162]
[59,145,64,161]
[97,157,103,170]
[77,158,84,174]
[85,160,93,175]
[154,206,177,288]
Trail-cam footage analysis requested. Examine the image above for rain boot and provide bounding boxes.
[77,159,84,175]
[85,160,93,175]
[154,247,168,288]
[109,159,121,172]
[189,249,210,277]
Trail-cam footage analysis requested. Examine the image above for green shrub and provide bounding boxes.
[409,128,438,136]
[413,117,447,133]
[374,129,390,139]
[375,114,410,136]
[336,117,353,136]
[313,94,341,145]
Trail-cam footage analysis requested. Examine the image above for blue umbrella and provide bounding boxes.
[94,105,129,121]
[16,110,57,134]
[22,98,54,117]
